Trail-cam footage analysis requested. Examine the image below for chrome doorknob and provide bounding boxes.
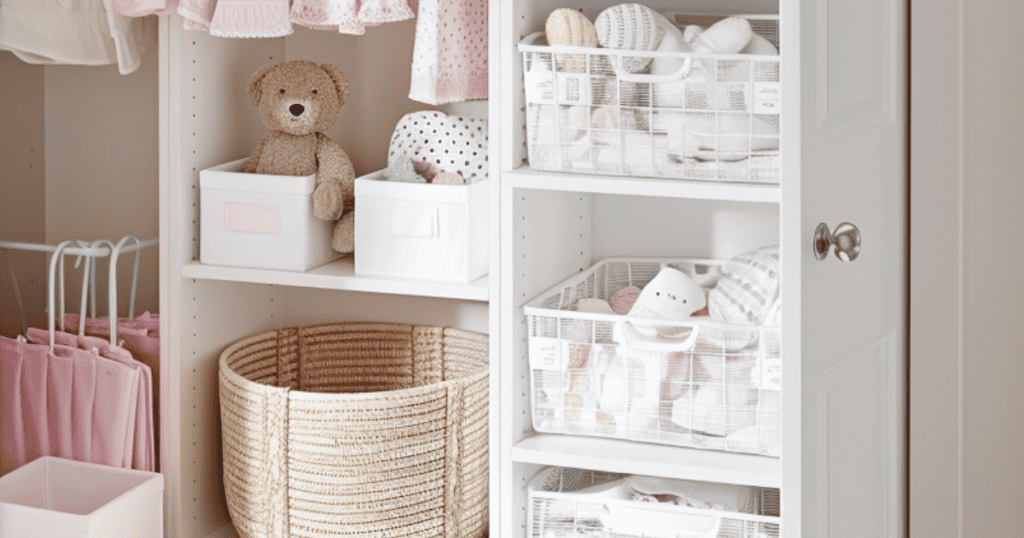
[813,222,861,262]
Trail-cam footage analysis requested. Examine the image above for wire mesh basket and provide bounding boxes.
[219,323,489,538]
[528,467,781,538]
[524,258,781,457]
[519,14,781,184]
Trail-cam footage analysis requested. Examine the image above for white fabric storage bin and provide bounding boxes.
[527,467,779,538]
[200,158,340,271]
[0,456,164,538]
[354,171,488,283]
[524,258,781,457]
[519,14,781,184]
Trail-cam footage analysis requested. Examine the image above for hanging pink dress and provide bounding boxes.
[28,328,155,472]
[1,335,137,473]
[64,313,161,470]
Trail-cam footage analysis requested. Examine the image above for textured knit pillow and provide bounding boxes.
[387,111,489,183]
[594,3,668,73]
[545,8,598,72]
[708,245,780,325]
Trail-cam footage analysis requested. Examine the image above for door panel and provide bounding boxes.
[816,330,901,538]
[782,0,906,535]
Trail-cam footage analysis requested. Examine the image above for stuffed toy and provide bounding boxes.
[242,60,356,254]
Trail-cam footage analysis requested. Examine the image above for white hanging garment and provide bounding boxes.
[0,0,152,74]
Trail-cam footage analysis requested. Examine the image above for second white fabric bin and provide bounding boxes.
[355,171,488,283]
[199,158,340,271]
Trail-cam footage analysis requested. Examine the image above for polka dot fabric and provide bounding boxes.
[409,0,488,105]
[388,111,489,183]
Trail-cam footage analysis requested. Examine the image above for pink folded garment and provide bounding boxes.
[28,328,155,472]
[209,0,293,37]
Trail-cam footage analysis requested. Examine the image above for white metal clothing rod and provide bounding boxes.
[0,237,159,258]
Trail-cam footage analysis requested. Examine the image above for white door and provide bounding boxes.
[781,0,907,536]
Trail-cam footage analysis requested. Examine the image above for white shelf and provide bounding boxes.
[180,259,489,302]
[504,166,781,204]
[511,434,780,489]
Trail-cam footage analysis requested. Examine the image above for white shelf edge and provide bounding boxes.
[504,166,781,204]
[180,259,489,302]
[511,434,781,489]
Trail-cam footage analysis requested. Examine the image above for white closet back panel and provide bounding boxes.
[0,53,45,337]
[285,23,438,175]
[284,288,489,335]
[591,196,780,261]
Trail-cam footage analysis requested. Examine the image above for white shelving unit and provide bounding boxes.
[181,260,489,302]
[504,165,781,203]
[157,0,907,536]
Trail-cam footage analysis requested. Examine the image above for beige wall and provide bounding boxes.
[0,48,159,339]
[962,2,1024,535]
[44,56,160,322]
[0,52,46,338]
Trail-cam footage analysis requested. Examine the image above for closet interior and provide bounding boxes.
[2,0,908,535]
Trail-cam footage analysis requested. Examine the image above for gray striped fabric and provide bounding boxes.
[708,245,780,325]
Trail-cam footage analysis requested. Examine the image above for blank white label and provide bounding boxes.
[225,203,280,234]
[389,206,438,238]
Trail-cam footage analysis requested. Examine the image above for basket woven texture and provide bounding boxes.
[219,322,489,538]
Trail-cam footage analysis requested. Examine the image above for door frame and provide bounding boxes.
[909,1,964,537]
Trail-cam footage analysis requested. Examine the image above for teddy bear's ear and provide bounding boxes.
[320,64,350,108]
[248,64,278,107]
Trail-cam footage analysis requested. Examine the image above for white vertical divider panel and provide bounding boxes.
[163,16,286,538]
[488,0,503,534]
[500,187,591,538]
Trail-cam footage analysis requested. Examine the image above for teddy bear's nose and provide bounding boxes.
[289,103,305,117]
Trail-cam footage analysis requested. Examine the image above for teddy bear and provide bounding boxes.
[242,60,356,254]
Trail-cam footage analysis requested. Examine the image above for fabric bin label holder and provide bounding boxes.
[356,174,477,240]
[200,159,316,236]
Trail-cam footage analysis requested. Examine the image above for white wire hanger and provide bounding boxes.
[1,236,157,337]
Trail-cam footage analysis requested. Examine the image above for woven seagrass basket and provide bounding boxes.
[218,322,489,538]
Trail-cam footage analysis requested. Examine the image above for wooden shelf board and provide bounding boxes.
[181,259,489,302]
[512,434,781,488]
[504,166,781,204]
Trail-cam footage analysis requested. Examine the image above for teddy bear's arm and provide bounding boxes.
[240,137,267,173]
[313,134,356,220]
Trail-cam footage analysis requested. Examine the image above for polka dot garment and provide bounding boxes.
[388,111,489,183]
[409,0,488,105]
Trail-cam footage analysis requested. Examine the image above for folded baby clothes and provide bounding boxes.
[209,0,293,37]
[409,0,488,104]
